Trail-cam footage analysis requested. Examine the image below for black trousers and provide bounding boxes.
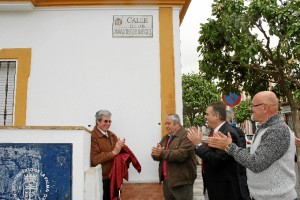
[103,179,111,200]
[239,174,251,200]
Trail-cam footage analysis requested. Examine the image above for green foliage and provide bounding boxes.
[197,0,300,134]
[182,73,220,127]
[183,115,191,127]
[193,114,206,127]
[198,0,300,98]
[234,99,252,123]
[294,89,300,102]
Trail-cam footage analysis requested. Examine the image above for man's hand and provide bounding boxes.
[206,131,232,150]
[151,143,163,156]
[112,137,125,155]
[295,137,300,147]
[187,126,203,145]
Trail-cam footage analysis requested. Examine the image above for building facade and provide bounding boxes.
[0,0,191,196]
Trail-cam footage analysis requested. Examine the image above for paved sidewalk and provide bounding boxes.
[193,164,205,200]
[193,163,300,200]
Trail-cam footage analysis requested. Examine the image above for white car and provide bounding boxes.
[246,134,254,149]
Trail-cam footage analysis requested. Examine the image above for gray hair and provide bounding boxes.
[226,110,233,121]
[166,114,181,124]
[95,109,112,121]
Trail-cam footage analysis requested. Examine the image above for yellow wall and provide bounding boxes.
[0,48,31,126]
[159,7,176,135]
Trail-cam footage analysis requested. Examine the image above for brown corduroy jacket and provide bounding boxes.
[152,127,197,187]
[90,126,118,179]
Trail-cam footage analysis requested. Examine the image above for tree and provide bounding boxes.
[234,99,252,124]
[182,73,220,127]
[197,0,300,139]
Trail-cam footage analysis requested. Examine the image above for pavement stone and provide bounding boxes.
[193,163,300,200]
[193,164,204,200]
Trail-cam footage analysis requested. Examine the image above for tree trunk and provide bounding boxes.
[286,91,300,185]
[292,108,300,188]
[280,83,300,184]
[286,95,300,155]
[291,108,300,174]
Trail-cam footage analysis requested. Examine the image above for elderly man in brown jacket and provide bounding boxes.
[91,109,125,200]
[151,114,197,200]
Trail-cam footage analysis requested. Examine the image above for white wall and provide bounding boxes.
[173,8,183,119]
[0,6,182,182]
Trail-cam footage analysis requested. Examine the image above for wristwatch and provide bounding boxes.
[225,143,232,152]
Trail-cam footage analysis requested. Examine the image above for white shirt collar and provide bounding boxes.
[97,127,108,137]
[214,121,226,132]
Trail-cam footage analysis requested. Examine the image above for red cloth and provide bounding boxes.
[162,136,172,179]
[109,145,141,200]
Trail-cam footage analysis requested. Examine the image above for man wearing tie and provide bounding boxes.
[151,114,197,200]
[188,102,242,200]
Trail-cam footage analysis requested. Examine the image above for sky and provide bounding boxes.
[180,0,214,74]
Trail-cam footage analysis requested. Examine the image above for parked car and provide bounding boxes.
[246,134,254,149]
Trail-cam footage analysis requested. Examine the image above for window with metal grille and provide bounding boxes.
[0,61,16,125]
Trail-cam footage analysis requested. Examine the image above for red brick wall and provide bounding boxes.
[121,183,164,200]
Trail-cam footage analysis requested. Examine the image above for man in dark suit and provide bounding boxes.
[188,102,242,200]
[226,110,251,200]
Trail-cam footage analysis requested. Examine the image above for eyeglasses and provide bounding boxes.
[250,103,264,109]
[103,120,112,124]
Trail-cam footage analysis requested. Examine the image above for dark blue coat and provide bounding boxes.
[196,121,242,200]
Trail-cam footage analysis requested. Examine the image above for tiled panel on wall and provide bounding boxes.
[0,143,72,199]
